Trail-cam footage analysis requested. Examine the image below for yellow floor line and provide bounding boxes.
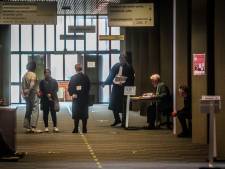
[80,133,103,169]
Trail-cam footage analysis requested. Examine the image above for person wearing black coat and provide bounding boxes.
[103,55,135,127]
[39,69,59,132]
[68,64,90,133]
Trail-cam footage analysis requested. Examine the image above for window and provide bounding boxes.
[21,25,32,51]
[21,54,29,80]
[11,54,19,83]
[11,85,20,103]
[50,54,63,80]
[75,16,84,51]
[111,27,120,50]
[86,16,97,51]
[46,25,55,51]
[98,16,109,50]
[100,54,109,102]
[66,16,75,51]
[111,54,120,67]
[11,25,19,51]
[34,25,44,51]
[56,16,64,51]
[65,54,77,80]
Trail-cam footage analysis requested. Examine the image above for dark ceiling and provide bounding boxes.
[2,0,142,15]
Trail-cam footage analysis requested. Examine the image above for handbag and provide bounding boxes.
[53,99,60,112]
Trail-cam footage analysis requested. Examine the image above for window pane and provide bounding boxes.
[66,16,75,51]
[21,25,32,51]
[21,54,29,80]
[98,16,109,50]
[100,86,109,102]
[75,16,84,51]
[11,85,20,103]
[46,25,55,51]
[111,27,120,50]
[56,16,64,51]
[86,16,97,51]
[34,25,44,51]
[111,54,120,67]
[100,54,109,81]
[65,54,77,80]
[11,54,19,83]
[11,25,19,51]
[50,54,63,80]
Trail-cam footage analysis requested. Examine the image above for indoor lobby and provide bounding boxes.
[1,0,225,169]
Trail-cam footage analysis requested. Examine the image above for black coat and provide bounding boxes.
[68,72,90,119]
[104,63,135,112]
[39,78,58,107]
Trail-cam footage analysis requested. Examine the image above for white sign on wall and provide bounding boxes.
[108,3,154,27]
[0,1,57,24]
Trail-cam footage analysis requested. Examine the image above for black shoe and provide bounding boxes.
[177,132,191,138]
[72,128,78,133]
[143,125,156,130]
[82,129,87,133]
[110,120,121,126]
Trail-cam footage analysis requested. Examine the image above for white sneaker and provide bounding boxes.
[25,129,31,133]
[44,128,49,132]
[31,128,42,133]
[53,127,59,132]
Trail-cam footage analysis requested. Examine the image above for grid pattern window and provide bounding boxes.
[11,25,19,51]
[10,15,120,103]
[98,16,109,51]
[86,16,97,51]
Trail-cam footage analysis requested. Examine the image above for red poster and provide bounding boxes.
[193,53,206,75]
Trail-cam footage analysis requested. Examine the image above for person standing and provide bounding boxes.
[68,64,90,133]
[39,69,59,133]
[102,54,135,127]
[21,61,42,133]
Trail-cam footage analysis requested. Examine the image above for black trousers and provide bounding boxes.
[0,131,14,157]
[177,110,191,133]
[147,103,157,127]
[113,96,127,127]
[74,119,87,132]
[42,99,57,127]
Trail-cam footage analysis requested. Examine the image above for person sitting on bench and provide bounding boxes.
[172,85,192,137]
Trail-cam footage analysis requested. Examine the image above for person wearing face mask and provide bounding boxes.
[39,69,59,133]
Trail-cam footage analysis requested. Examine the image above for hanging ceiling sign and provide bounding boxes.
[68,26,96,33]
[99,35,125,41]
[60,35,85,40]
[108,3,154,27]
[0,1,57,24]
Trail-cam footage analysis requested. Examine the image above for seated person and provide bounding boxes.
[172,85,192,137]
[144,74,172,129]
[0,129,25,161]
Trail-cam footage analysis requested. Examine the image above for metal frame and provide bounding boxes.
[10,14,120,104]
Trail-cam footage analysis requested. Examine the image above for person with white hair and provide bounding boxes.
[144,74,172,129]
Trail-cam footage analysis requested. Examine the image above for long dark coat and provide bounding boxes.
[104,63,135,112]
[68,72,90,120]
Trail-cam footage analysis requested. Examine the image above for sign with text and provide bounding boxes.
[0,1,57,24]
[99,35,125,41]
[60,34,85,40]
[68,26,96,33]
[124,86,136,96]
[108,3,154,27]
[193,53,206,75]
